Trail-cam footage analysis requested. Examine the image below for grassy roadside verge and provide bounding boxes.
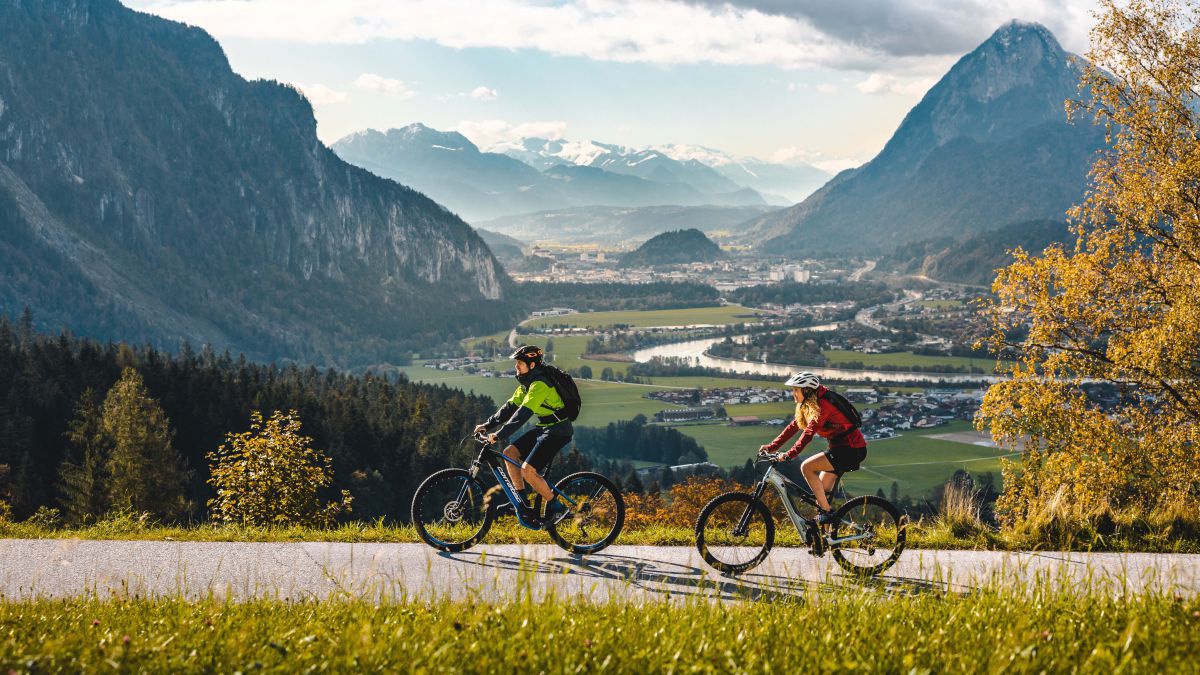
[1,585,1197,672]
[3,516,1198,553]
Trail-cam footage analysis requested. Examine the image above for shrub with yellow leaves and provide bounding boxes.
[207,410,352,527]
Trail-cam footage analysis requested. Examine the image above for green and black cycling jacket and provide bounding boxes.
[485,371,571,441]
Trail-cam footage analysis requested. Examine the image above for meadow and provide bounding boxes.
[1,583,1196,672]
[398,364,681,428]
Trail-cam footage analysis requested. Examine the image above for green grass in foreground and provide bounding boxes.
[522,304,759,330]
[2,585,1197,672]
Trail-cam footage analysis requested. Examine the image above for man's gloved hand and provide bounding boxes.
[473,423,489,435]
[774,451,790,462]
[487,433,500,445]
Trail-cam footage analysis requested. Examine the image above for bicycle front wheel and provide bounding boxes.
[546,472,625,554]
[694,492,774,575]
[411,468,493,552]
[830,495,906,576]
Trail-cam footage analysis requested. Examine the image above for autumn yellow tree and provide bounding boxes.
[980,0,1200,524]
[208,410,352,526]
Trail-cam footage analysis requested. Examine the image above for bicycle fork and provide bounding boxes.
[732,480,769,537]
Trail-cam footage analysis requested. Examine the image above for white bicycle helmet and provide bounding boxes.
[784,371,820,389]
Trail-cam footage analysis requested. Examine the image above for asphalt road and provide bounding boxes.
[1,540,1197,603]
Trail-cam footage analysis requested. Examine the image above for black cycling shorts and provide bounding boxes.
[824,444,868,475]
[509,427,572,472]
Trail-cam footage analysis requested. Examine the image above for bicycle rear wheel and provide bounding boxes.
[411,468,493,552]
[546,472,625,554]
[830,495,906,576]
[694,492,774,575]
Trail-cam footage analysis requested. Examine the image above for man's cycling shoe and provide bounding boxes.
[543,499,570,525]
[816,509,837,526]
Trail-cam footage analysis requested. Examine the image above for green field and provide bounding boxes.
[522,305,758,330]
[667,420,1006,498]
[641,375,788,389]
[400,364,681,428]
[2,588,1196,672]
[823,349,999,372]
[461,329,513,351]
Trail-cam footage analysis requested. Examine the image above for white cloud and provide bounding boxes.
[685,1,1097,57]
[454,120,569,150]
[136,0,880,71]
[769,146,864,173]
[788,81,838,95]
[291,82,349,105]
[470,86,499,101]
[855,73,936,96]
[352,73,415,98]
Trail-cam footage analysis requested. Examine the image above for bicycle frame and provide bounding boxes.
[737,463,876,547]
[743,464,819,537]
[464,441,580,530]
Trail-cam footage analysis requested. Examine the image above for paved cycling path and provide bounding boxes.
[1,540,1197,602]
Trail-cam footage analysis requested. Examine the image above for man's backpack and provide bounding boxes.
[821,389,862,430]
[535,365,582,422]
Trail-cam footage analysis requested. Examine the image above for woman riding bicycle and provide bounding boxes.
[758,372,867,526]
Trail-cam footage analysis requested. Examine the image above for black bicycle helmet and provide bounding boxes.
[509,345,544,366]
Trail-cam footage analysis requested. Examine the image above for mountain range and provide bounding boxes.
[332,126,827,223]
[0,0,520,366]
[746,21,1106,257]
[476,204,778,245]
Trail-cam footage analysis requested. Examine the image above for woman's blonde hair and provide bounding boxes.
[794,390,820,427]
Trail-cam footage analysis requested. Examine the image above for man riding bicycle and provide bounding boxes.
[758,372,867,526]
[474,345,572,523]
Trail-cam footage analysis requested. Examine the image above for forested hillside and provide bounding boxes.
[0,0,520,367]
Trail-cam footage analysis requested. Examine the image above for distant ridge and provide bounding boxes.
[746,21,1105,256]
[332,124,780,222]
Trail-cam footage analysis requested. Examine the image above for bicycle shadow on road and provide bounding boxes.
[439,551,960,602]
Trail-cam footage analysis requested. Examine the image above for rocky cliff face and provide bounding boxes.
[0,0,518,365]
[747,21,1105,256]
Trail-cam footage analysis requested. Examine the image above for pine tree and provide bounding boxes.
[102,368,188,519]
[58,389,111,524]
[16,307,33,347]
[624,469,644,495]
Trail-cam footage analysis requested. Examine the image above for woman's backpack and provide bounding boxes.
[821,389,862,430]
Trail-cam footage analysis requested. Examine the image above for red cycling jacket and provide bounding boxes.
[764,385,867,461]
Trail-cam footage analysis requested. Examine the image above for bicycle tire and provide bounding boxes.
[411,468,493,552]
[694,492,774,575]
[546,471,625,554]
[830,495,906,577]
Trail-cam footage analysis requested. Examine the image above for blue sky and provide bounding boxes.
[125,0,1098,171]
